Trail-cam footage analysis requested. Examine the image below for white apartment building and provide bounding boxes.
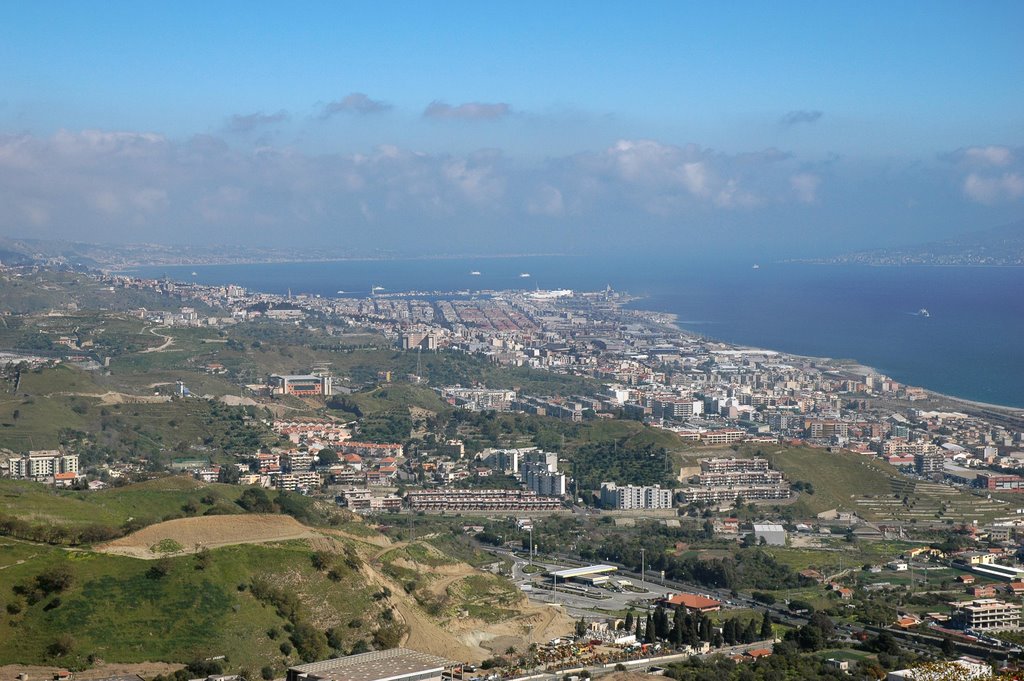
[6,451,79,481]
[600,482,673,510]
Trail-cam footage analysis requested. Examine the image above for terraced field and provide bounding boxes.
[853,479,1010,522]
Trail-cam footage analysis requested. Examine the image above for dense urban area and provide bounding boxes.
[2,261,1024,681]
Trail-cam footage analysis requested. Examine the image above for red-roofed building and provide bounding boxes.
[895,616,920,629]
[745,648,772,660]
[663,593,722,613]
[1007,581,1024,595]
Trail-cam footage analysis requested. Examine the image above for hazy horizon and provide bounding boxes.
[2,2,1023,260]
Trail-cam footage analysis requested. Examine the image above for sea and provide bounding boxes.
[129,255,1024,408]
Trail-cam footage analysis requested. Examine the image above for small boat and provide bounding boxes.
[372,285,385,292]
[752,264,760,270]
[336,290,345,294]
[469,271,481,276]
[519,272,531,278]
[191,271,198,276]
[918,308,930,317]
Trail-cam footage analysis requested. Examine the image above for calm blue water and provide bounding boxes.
[130,256,1024,408]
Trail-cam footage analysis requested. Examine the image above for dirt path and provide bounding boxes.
[0,555,36,571]
[57,391,172,404]
[141,327,175,353]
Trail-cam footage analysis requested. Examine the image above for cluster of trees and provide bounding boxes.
[790,480,815,495]
[620,606,772,649]
[664,649,848,681]
[153,659,231,681]
[584,533,802,592]
[356,411,413,442]
[573,440,673,491]
[249,576,332,662]
[310,548,362,582]
[0,513,124,546]
[10,564,75,611]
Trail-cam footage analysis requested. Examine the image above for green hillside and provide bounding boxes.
[0,537,379,673]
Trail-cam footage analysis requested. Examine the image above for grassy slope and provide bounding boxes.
[0,537,375,670]
[0,478,246,528]
[761,445,895,515]
[343,384,450,417]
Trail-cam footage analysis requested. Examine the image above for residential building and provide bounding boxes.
[599,483,673,510]
[5,451,79,482]
[915,451,945,475]
[951,598,1021,631]
[405,489,563,512]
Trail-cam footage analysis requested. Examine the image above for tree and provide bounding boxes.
[723,619,737,645]
[654,605,670,639]
[238,487,274,513]
[36,565,74,594]
[48,634,75,657]
[318,448,339,465]
[624,610,635,632]
[148,557,172,579]
[291,621,329,662]
[742,618,758,644]
[575,618,587,638]
[644,613,655,643]
[760,610,773,640]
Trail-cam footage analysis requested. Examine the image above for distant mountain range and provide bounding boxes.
[0,237,378,270]
[806,219,1024,266]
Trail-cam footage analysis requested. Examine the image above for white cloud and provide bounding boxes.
[963,172,1024,204]
[423,101,511,120]
[226,111,289,133]
[963,145,1013,166]
[318,93,391,118]
[790,173,821,203]
[526,185,564,216]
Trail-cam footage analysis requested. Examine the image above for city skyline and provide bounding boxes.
[1,1,1023,257]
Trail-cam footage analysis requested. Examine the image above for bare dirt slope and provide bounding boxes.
[96,514,318,558]
[0,662,183,680]
[362,548,573,662]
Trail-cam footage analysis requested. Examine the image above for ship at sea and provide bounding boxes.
[918,308,930,317]
[469,271,481,276]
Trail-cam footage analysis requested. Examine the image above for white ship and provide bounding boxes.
[918,308,930,317]
[469,270,481,276]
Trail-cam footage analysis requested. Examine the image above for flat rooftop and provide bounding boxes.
[289,649,454,681]
[549,564,618,579]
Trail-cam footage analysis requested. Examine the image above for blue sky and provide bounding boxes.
[1,1,1022,256]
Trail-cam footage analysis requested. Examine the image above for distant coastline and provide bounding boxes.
[110,252,574,272]
[120,257,1024,410]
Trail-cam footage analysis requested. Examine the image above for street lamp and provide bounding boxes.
[529,526,534,566]
[640,548,646,587]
